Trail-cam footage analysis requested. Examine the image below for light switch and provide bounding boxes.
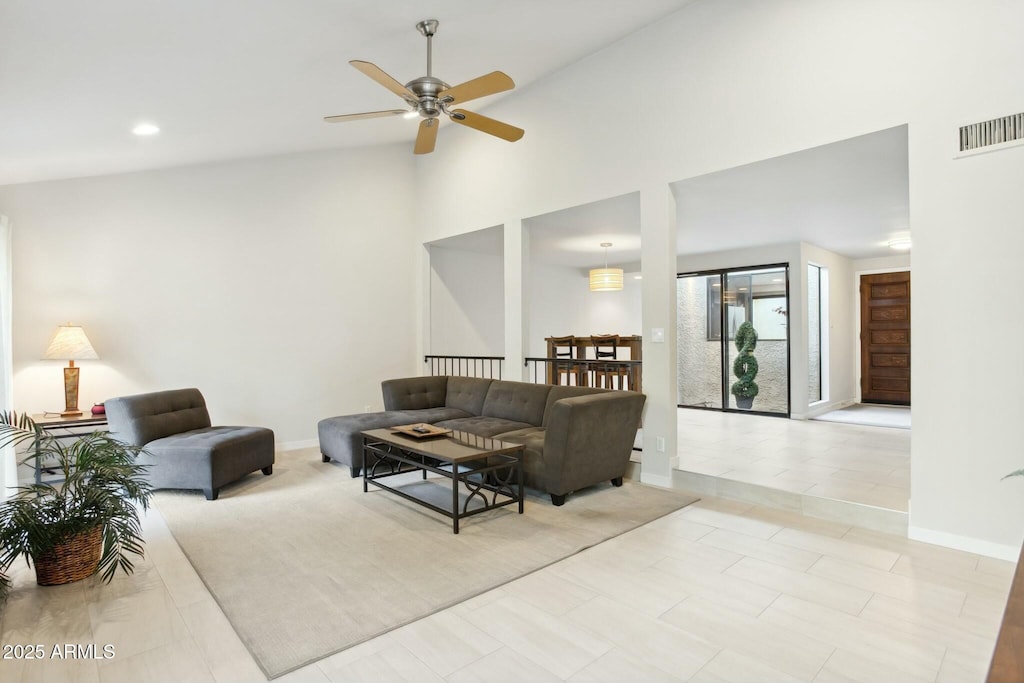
[651,328,665,343]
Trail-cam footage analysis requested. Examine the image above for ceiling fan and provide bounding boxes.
[324,19,524,155]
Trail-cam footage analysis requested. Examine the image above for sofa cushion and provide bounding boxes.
[541,386,609,426]
[480,380,551,426]
[106,387,212,447]
[317,411,417,467]
[143,425,275,490]
[382,376,448,411]
[396,407,472,424]
[445,377,493,415]
[434,416,535,438]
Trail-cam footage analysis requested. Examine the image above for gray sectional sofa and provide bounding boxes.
[317,376,645,505]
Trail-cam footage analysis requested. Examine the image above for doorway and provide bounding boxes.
[677,264,790,416]
[859,271,911,405]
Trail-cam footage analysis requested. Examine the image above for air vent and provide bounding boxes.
[959,112,1024,152]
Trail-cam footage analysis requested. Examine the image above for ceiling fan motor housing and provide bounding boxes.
[406,76,449,118]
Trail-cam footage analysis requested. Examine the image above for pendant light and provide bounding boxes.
[589,242,624,292]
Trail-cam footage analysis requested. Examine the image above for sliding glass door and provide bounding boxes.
[677,264,790,416]
[676,274,724,408]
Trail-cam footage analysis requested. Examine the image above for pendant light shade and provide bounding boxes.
[589,268,624,291]
[589,243,624,292]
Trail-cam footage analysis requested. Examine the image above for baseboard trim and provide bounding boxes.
[908,525,1022,561]
[277,438,318,452]
[803,398,857,420]
[641,472,673,488]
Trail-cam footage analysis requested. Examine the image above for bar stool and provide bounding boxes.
[549,335,584,386]
[589,334,630,390]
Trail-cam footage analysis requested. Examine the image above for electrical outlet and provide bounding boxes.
[364,405,372,413]
[656,436,666,452]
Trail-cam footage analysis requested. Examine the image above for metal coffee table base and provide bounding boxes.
[362,433,524,534]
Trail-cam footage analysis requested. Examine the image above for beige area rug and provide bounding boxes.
[154,448,699,678]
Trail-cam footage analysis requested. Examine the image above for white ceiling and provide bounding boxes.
[673,125,910,260]
[506,125,910,268]
[526,194,642,269]
[0,0,697,186]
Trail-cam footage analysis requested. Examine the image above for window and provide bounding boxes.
[808,263,822,403]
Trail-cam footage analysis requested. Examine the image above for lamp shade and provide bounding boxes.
[589,267,624,292]
[43,325,98,361]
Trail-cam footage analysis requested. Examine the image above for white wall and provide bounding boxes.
[852,254,911,273]
[412,0,1024,554]
[428,246,504,357]
[802,243,856,417]
[0,144,418,446]
[528,264,642,359]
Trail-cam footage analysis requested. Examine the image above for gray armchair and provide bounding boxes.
[106,388,275,500]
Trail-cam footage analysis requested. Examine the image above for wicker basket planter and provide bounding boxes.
[0,416,152,603]
[32,525,103,586]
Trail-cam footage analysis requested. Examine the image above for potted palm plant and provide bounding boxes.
[0,412,152,603]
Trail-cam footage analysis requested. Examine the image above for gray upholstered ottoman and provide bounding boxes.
[317,412,416,477]
[317,408,471,476]
[106,388,275,500]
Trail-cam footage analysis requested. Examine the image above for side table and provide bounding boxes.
[29,413,109,485]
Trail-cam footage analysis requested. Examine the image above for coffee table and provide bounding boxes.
[361,428,524,534]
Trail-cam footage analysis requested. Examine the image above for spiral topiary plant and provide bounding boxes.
[730,321,759,408]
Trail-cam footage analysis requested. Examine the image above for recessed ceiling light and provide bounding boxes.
[888,238,912,250]
[633,275,642,280]
[132,123,160,136]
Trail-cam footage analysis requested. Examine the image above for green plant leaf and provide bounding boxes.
[1002,469,1024,480]
[0,415,152,588]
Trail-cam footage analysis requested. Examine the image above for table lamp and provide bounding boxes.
[43,323,98,417]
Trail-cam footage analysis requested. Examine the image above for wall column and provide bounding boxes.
[417,243,432,375]
[503,218,529,381]
[0,215,13,498]
[640,184,678,487]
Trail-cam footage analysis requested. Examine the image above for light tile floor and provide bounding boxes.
[0,456,1012,683]
[677,409,910,512]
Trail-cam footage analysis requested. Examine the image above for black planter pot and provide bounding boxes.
[734,396,754,410]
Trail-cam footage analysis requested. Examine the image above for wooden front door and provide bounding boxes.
[860,272,911,405]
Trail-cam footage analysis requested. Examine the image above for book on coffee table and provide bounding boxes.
[391,423,452,439]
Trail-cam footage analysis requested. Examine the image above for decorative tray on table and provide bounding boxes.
[391,423,453,439]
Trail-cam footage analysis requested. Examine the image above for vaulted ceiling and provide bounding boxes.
[0,0,697,185]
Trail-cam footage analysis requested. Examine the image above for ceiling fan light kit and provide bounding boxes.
[324,19,524,155]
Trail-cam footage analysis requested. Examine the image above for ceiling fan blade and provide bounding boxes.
[438,71,515,105]
[349,60,418,104]
[414,118,439,155]
[324,109,407,123]
[449,109,525,142]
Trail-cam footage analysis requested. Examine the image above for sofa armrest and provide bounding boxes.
[381,376,449,411]
[543,391,646,495]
